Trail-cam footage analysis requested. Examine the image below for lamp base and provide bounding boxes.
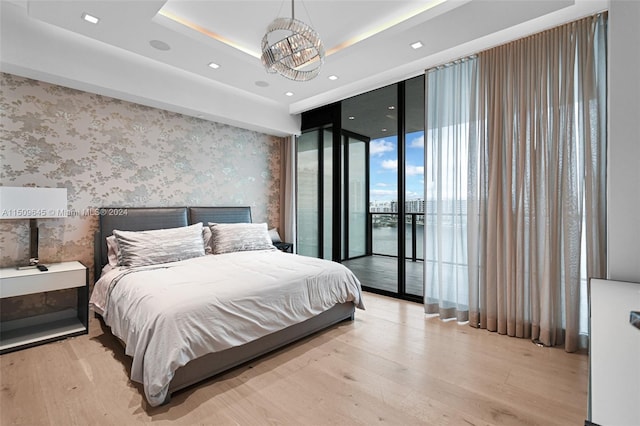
[16,220,41,270]
[17,258,39,270]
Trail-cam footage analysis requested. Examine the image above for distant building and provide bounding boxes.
[406,199,425,213]
[369,200,393,212]
[370,199,425,213]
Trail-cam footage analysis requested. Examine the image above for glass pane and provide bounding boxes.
[296,131,319,257]
[341,136,346,260]
[404,214,424,296]
[322,128,333,260]
[371,213,398,256]
[342,84,398,293]
[405,75,425,297]
[348,136,366,258]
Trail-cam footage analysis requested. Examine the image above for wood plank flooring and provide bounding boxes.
[0,293,588,425]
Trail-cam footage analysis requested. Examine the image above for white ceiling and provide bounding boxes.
[1,0,607,136]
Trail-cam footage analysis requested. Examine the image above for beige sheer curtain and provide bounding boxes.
[279,135,296,249]
[425,14,607,352]
[468,14,607,352]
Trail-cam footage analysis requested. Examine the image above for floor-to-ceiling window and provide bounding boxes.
[297,126,369,260]
[342,84,402,296]
[297,126,338,259]
[322,128,333,260]
[346,133,368,258]
[404,76,425,297]
[296,131,320,257]
[298,77,425,302]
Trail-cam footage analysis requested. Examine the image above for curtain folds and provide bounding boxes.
[424,57,477,322]
[280,136,297,250]
[425,14,607,352]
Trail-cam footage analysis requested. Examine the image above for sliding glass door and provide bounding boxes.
[296,125,368,262]
[404,76,425,297]
[297,76,425,303]
[346,133,367,259]
[342,84,401,295]
[296,131,319,257]
[296,127,335,259]
[322,128,333,260]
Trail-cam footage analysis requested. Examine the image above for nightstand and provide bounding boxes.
[0,261,88,354]
[274,242,293,253]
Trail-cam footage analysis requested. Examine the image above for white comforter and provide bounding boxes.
[90,250,364,406]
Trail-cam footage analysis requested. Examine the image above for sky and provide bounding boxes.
[369,130,424,203]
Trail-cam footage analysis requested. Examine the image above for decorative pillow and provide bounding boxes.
[208,222,275,254]
[202,225,213,254]
[106,235,120,266]
[268,227,282,244]
[114,223,205,267]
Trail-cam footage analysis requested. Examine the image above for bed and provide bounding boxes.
[90,206,364,407]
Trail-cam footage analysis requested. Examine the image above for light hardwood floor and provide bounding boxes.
[0,293,588,425]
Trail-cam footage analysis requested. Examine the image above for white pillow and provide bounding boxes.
[268,227,282,243]
[114,223,205,267]
[106,235,120,266]
[208,222,275,254]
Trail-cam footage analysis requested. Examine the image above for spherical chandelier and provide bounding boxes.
[261,0,325,81]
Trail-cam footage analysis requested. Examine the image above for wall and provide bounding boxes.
[0,72,282,320]
[608,0,640,282]
[589,2,640,423]
[590,279,640,425]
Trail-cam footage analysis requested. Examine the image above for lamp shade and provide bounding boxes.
[0,187,68,219]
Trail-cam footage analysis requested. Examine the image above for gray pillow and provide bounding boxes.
[208,222,275,254]
[114,223,205,267]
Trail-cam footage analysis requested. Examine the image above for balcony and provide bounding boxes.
[343,210,469,299]
[342,212,425,298]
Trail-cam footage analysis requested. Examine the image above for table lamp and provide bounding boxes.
[0,186,68,269]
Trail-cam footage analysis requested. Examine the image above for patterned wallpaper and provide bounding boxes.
[0,72,282,320]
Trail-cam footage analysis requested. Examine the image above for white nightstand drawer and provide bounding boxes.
[0,261,86,298]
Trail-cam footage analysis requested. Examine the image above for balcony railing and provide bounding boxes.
[369,211,468,265]
[370,212,424,261]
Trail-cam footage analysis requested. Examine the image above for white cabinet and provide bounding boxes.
[589,278,640,425]
[0,261,88,354]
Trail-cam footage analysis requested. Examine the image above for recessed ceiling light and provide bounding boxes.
[348,116,355,120]
[388,106,395,110]
[285,92,294,97]
[149,40,171,51]
[81,13,100,24]
[381,128,388,132]
[411,41,423,50]
[208,62,220,69]
[328,75,339,81]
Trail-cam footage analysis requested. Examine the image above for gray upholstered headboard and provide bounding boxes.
[188,206,251,225]
[93,206,252,281]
